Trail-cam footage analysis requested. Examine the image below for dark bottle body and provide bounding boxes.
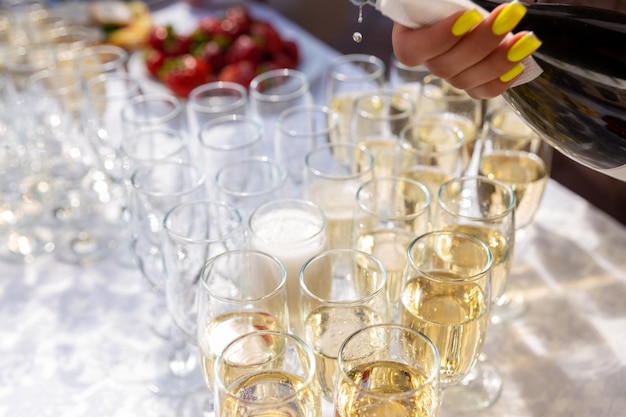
[473,0,626,177]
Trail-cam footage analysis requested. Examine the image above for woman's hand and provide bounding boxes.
[392,2,541,99]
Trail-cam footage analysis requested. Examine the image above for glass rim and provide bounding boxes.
[214,329,316,405]
[437,175,517,221]
[85,72,142,99]
[398,120,464,156]
[199,249,288,304]
[275,104,339,138]
[27,68,82,96]
[328,53,386,83]
[356,176,432,219]
[198,114,264,151]
[163,199,243,244]
[354,89,416,122]
[406,230,494,282]
[215,156,287,198]
[487,106,541,141]
[304,143,375,181]
[121,93,184,126]
[130,160,206,197]
[249,68,310,103]
[188,80,248,113]
[76,44,129,72]
[299,248,387,305]
[337,323,440,398]
[421,75,477,103]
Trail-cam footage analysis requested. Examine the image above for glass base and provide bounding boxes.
[145,345,206,397]
[442,355,503,413]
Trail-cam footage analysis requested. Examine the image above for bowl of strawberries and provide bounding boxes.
[142,5,300,98]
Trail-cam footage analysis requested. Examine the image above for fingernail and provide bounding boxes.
[492,1,527,36]
[507,32,542,62]
[451,9,483,36]
[500,63,525,83]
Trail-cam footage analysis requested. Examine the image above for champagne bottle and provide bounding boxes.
[472,0,626,181]
[349,0,626,181]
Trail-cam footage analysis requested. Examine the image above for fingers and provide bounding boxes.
[446,31,542,94]
[425,2,527,79]
[392,10,475,67]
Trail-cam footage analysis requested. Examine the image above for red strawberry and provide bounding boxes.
[250,21,282,54]
[162,54,211,98]
[217,60,257,87]
[224,34,263,65]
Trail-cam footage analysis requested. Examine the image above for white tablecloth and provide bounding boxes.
[2,2,625,416]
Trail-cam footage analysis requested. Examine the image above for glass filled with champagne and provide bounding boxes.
[196,249,289,412]
[299,248,389,401]
[400,230,493,390]
[303,143,375,249]
[396,120,465,207]
[418,75,484,174]
[354,176,431,314]
[335,323,441,417]
[325,53,386,146]
[352,89,416,178]
[215,330,321,417]
[433,175,516,410]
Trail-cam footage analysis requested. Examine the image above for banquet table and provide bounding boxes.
[2,2,626,417]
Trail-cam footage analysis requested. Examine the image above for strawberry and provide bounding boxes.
[217,60,257,87]
[199,40,226,73]
[144,48,166,79]
[161,54,211,98]
[250,21,282,55]
[224,34,263,65]
[281,40,300,66]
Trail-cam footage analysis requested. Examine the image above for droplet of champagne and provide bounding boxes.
[353,4,364,43]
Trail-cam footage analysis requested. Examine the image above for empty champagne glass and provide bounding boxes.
[121,92,187,137]
[299,248,389,401]
[215,330,321,417]
[274,104,340,195]
[335,323,441,417]
[187,80,248,143]
[128,160,207,394]
[161,199,246,400]
[303,143,375,249]
[351,89,416,177]
[400,230,493,412]
[248,198,328,329]
[433,175,516,411]
[196,114,266,193]
[196,249,289,416]
[214,156,289,223]
[325,53,386,146]
[249,68,313,155]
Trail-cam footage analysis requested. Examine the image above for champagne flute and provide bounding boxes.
[299,248,389,401]
[274,104,340,196]
[387,53,429,114]
[400,230,493,412]
[162,199,246,404]
[325,53,386,146]
[303,143,375,249]
[215,330,321,417]
[128,160,207,395]
[351,89,416,177]
[479,104,553,321]
[433,175,516,411]
[195,249,289,416]
[335,323,441,417]
[249,68,313,155]
[418,75,484,173]
[354,176,431,317]
[396,120,464,205]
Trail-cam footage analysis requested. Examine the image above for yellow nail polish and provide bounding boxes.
[451,9,483,36]
[500,63,525,83]
[507,32,542,62]
[492,1,527,36]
